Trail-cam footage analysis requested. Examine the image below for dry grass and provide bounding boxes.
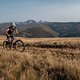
[0,37,80,80]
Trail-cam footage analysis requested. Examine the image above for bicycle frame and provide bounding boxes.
[8,37,13,42]
[7,37,17,43]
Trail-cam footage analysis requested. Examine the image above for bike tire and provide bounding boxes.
[14,40,25,52]
[3,41,11,49]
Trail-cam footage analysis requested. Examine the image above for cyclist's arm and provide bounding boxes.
[6,29,9,36]
[15,28,18,34]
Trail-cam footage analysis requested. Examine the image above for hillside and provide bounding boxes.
[18,24,59,38]
[0,20,80,37]
[43,22,80,37]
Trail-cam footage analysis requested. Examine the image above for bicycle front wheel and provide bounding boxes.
[14,40,25,52]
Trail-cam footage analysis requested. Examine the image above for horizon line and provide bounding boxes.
[1,20,80,23]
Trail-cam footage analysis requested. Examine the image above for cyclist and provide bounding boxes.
[6,22,18,42]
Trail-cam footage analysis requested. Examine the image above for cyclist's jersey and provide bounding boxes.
[6,28,15,35]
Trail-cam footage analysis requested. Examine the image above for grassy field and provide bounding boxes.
[0,36,80,80]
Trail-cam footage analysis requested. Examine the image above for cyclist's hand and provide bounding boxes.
[15,29,18,34]
[16,32,18,34]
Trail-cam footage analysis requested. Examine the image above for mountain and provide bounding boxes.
[0,20,80,37]
[18,24,59,38]
[42,22,80,37]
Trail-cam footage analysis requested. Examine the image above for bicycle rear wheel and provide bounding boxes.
[3,41,12,49]
[14,40,25,52]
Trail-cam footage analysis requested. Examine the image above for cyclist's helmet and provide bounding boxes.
[9,22,16,29]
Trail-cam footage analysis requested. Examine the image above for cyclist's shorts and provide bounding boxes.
[6,34,14,39]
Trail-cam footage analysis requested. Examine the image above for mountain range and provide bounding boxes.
[0,20,80,38]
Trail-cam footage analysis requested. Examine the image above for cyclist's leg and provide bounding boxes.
[10,35,16,48]
[10,35,14,42]
[6,34,9,41]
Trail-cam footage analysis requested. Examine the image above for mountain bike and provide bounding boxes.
[3,37,25,52]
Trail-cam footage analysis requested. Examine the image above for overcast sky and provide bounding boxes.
[0,0,80,22]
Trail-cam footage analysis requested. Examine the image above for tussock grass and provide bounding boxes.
[0,48,80,80]
[31,40,80,49]
[0,37,80,80]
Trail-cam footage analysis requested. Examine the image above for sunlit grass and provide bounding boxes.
[0,37,80,80]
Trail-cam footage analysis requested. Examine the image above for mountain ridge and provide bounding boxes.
[0,20,80,37]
